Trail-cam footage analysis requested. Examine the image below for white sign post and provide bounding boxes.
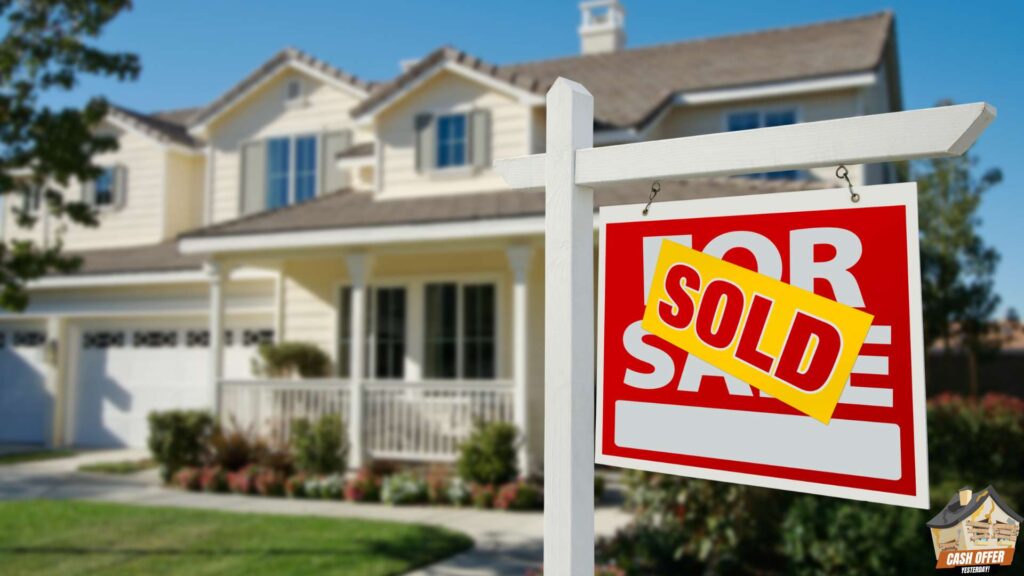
[497,77,994,575]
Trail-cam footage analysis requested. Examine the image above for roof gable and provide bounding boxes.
[354,12,893,130]
[107,104,201,150]
[190,48,374,135]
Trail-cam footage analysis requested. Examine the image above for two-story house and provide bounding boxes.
[0,5,901,473]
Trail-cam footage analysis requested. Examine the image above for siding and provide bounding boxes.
[377,70,531,197]
[207,70,364,224]
[164,151,205,237]
[281,257,347,359]
[2,126,169,250]
[649,89,870,185]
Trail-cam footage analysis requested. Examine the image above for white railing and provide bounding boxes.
[218,378,515,462]
[364,380,515,461]
[219,379,351,446]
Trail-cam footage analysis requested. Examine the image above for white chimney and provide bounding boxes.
[959,487,973,507]
[579,0,626,55]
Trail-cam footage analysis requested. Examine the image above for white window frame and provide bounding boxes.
[260,132,320,209]
[334,272,505,383]
[435,112,469,171]
[92,166,118,211]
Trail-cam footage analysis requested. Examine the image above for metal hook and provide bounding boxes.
[836,165,860,203]
[642,180,661,216]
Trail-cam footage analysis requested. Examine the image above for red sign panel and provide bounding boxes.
[596,184,928,508]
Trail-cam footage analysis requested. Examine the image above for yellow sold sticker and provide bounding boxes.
[642,239,874,424]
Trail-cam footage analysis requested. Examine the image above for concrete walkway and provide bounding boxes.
[0,450,633,575]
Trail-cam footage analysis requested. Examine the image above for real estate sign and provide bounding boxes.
[596,184,929,508]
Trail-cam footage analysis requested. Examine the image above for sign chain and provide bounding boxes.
[835,165,860,203]
[642,180,661,216]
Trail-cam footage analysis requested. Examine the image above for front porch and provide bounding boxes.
[204,239,544,472]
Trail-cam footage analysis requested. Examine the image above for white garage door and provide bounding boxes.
[74,324,271,448]
[0,325,50,444]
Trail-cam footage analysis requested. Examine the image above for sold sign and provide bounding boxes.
[642,240,874,424]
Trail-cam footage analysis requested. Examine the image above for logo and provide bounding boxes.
[927,486,1021,572]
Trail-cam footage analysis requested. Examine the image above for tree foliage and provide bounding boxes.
[914,100,1002,394]
[0,0,139,310]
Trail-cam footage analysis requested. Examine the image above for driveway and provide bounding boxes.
[0,451,633,575]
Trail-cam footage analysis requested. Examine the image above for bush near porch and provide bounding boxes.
[151,412,546,511]
[597,393,1024,575]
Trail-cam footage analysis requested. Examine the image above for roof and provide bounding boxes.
[189,47,375,129]
[67,239,205,276]
[181,177,817,240]
[107,104,201,148]
[926,486,1024,529]
[354,12,895,129]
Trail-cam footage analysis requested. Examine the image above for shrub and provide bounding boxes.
[425,465,451,504]
[259,446,295,477]
[446,477,471,506]
[254,341,330,378]
[345,468,381,502]
[173,466,201,491]
[381,472,429,505]
[291,415,347,475]
[494,480,543,511]
[254,468,286,497]
[304,474,345,499]
[205,422,267,472]
[285,473,308,498]
[470,483,496,509]
[199,466,228,493]
[457,421,518,485]
[148,410,214,482]
[227,465,261,495]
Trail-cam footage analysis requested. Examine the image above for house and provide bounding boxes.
[0,4,901,473]
[927,486,1021,564]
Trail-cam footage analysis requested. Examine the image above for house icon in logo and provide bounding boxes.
[927,486,1021,569]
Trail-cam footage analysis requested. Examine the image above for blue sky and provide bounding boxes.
[41,0,1023,313]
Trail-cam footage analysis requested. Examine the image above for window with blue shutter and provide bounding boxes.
[266,137,290,209]
[436,114,467,168]
[294,135,317,203]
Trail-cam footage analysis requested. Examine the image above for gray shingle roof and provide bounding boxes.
[354,12,894,129]
[926,486,1023,529]
[108,104,201,148]
[68,239,205,276]
[181,178,818,240]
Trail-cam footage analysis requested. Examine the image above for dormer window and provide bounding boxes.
[83,165,127,210]
[436,114,467,169]
[284,78,305,108]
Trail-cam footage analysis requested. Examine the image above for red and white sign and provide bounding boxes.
[596,184,929,508]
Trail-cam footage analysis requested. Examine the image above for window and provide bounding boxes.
[726,108,799,180]
[264,135,317,210]
[423,282,496,380]
[373,288,406,379]
[94,167,115,207]
[424,284,458,378]
[286,79,303,102]
[436,114,467,168]
[294,136,317,203]
[266,137,290,209]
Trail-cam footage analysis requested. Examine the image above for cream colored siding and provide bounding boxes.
[377,70,531,197]
[164,151,205,237]
[281,258,347,359]
[650,89,870,185]
[2,126,171,250]
[207,71,364,224]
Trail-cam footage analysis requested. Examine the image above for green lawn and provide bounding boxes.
[77,458,155,475]
[0,449,76,466]
[0,501,473,576]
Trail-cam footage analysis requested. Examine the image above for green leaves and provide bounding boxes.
[0,0,138,311]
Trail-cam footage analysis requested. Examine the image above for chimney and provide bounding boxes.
[959,487,973,507]
[579,0,626,55]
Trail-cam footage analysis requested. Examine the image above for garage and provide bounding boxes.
[0,323,51,444]
[72,323,272,448]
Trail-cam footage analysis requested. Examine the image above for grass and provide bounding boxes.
[78,459,156,475]
[0,449,77,466]
[0,501,473,576]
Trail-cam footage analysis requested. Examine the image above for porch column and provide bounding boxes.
[346,252,370,470]
[506,244,534,477]
[206,261,226,416]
